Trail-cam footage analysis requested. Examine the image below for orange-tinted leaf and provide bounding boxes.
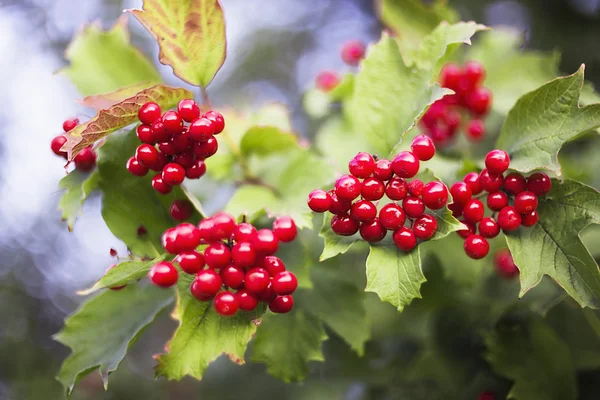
[79,82,156,110]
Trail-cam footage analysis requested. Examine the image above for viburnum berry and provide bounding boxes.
[234,222,258,243]
[315,70,340,92]
[359,219,387,242]
[331,214,359,236]
[307,189,332,212]
[497,206,522,232]
[136,124,155,144]
[478,217,500,238]
[350,200,377,222]
[149,261,178,287]
[126,157,148,176]
[245,267,270,293]
[373,159,393,181]
[328,192,352,215]
[335,174,362,201]
[392,151,420,178]
[62,117,79,132]
[408,179,424,197]
[185,159,207,179]
[463,172,483,195]
[385,177,409,200]
[448,202,463,218]
[527,172,552,196]
[479,169,504,192]
[151,120,170,142]
[503,172,527,195]
[170,200,193,221]
[422,181,449,209]
[254,229,279,255]
[172,151,196,169]
[191,269,222,301]
[255,282,277,303]
[214,291,239,316]
[162,228,180,254]
[189,117,214,142]
[450,182,472,205]
[158,140,177,156]
[74,147,97,171]
[136,144,159,167]
[162,163,186,186]
[51,135,68,158]
[487,191,509,211]
[466,87,492,115]
[272,216,297,242]
[464,235,489,259]
[220,265,245,289]
[393,227,417,252]
[413,214,437,240]
[341,39,366,66]
[203,111,225,134]
[379,203,406,230]
[137,225,148,236]
[514,191,538,214]
[411,134,436,161]
[494,249,519,279]
[175,250,205,274]
[173,223,202,251]
[204,242,232,269]
[162,110,183,135]
[402,196,425,218]
[463,199,485,223]
[231,242,257,268]
[463,61,485,88]
[138,102,161,125]
[522,210,539,227]
[177,99,201,122]
[272,271,298,295]
[361,177,385,200]
[349,152,375,178]
[210,212,236,240]
[152,173,172,194]
[263,256,286,276]
[439,63,462,90]
[269,295,294,313]
[457,220,476,238]
[237,289,259,311]
[465,119,485,141]
[485,150,510,174]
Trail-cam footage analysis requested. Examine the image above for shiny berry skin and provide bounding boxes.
[408,179,424,197]
[158,140,177,156]
[402,196,425,218]
[350,200,377,222]
[151,173,172,194]
[464,235,489,259]
[479,217,500,238]
[191,270,222,300]
[74,147,97,171]
[245,267,270,293]
[151,120,170,142]
[450,182,472,205]
[138,102,161,125]
[177,99,201,122]
[51,135,68,158]
[349,152,375,178]
[466,87,492,115]
[204,242,232,269]
[522,210,539,227]
[162,163,185,186]
[331,214,359,236]
[203,111,225,134]
[361,177,385,200]
[214,291,239,316]
[136,144,159,167]
[379,203,406,230]
[62,117,79,132]
[385,177,408,200]
[439,63,462,89]
[272,271,298,295]
[448,202,463,218]
[373,159,393,181]
[504,172,527,195]
[237,289,259,311]
[487,191,509,211]
[175,250,205,274]
[413,214,437,240]
[174,223,202,250]
[328,192,352,215]
[170,200,193,221]
[514,191,538,214]
[411,134,436,161]
[341,40,366,66]
[220,265,245,289]
[463,172,483,195]
[231,242,257,268]
[161,228,180,254]
[463,61,485,88]
[359,219,387,242]
[497,206,522,232]
[255,282,277,303]
[392,151,420,178]
[263,256,286,276]
[211,212,237,240]
[463,199,484,223]
[185,159,207,179]
[172,132,192,153]
[152,152,169,172]
[193,136,218,158]
[422,181,449,210]
[466,119,485,141]
[269,295,294,313]
[485,150,510,174]
[272,216,297,242]
[162,110,183,135]
[479,169,504,192]
[316,70,340,91]
[307,189,332,212]
[173,151,196,169]
[149,261,178,287]
[527,172,552,196]
[136,124,155,144]
[335,174,362,201]
[234,223,258,243]
[197,218,216,242]
[494,249,519,279]
[457,220,476,239]
[125,156,148,176]
[254,229,279,255]
[393,227,417,251]
[189,117,214,142]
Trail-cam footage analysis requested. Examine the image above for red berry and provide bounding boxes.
[408,179,424,197]
[464,235,489,259]
[514,191,538,214]
[463,172,483,195]
[192,136,218,158]
[335,174,362,201]
[359,219,387,242]
[422,181,449,210]
[465,119,485,141]
[231,242,257,268]
[527,172,552,196]
[137,225,148,236]
[151,173,172,194]
[255,282,277,303]
[211,212,236,240]
[331,214,360,236]
[328,192,352,215]
[385,177,408,200]
[446,110,461,133]
[263,256,286,276]
[411,134,436,161]
[214,291,239,316]
[373,159,393,181]
[161,228,179,254]
[504,172,527,195]
[74,147,97,171]
[162,163,185,186]
[171,132,192,153]
[341,39,366,66]
[174,223,202,251]
[162,110,183,135]
[136,144,159,167]
[402,196,425,218]
[307,189,332,212]
[413,214,437,240]
[245,267,270,293]
[177,99,200,122]
[151,120,170,142]
[138,102,161,125]
[479,169,504,192]
[191,269,222,300]
[361,177,385,201]
[463,61,485,88]
[487,191,509,211]
[316,70,340,91]
[448,202,463,218]
[439,63,462,89]
[466,87,492,115]
[272,271,298,295]
[269,295,294,313]
[170,200,193,221]
[220,265,245,289]
[522,210,539,227]
[136,124,155,144]
[126,156,148,176]
[234,223,258,243]
[175,250,205,274]
[203,111,225,134]
[497,206,522,232]
[51,135,68,158]
[392,151,420,178]
[349,152,375,178]
[197,218,216,242]
[463,199,484,223]
[189,117,215,142]
[158,140,177,156]
[350,200,377,222]
[450,182,472,205]
[204,242,232,269]
[393,227,417,251]
[149,261,178,287]
[379,203,406,230]
[62,117,79,132]
[185,159,207,179]
[172,151,196,169]
[254,229,279,255]
[237,289,259,311]
[272,216,297,242]
[479,217,500,238]
[494,249,519,279]
[457,220,476,238]
[485,150,510,174]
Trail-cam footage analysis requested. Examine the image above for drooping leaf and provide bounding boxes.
[505,179,600,309]
[55,283,174,394]
[155,273,264,380]
[62,84,193,159]
[496,67,600,174]
[128,0,226,88]
[251,309,327,382]
[57,169,99,230]
[79,82,158,110]
[62,15,161,96]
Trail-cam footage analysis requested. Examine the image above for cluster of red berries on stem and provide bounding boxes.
[315,39,366,92]
[307,135,449,252]
[50,118,97,171]
[450,149,551,259]
[420,61,492,145]
[126,99,225,195]
[148,212,299,316]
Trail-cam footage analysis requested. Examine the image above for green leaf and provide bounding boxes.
[496,67,600,174]
[128,0,226,88]
[505,179,600,308]
[302,88,332,119]
[484,313,578,400]
[328,73,355,101]
[155,273,263,380]
[239,126,299,157]
[318,213,360,261]
[62,16,161,96]
[251,309,327,382]
[55,283,174,394]
[58,170,99,230]
[315,116,371,173]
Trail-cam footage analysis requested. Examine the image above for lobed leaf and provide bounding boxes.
[318,213,360,261]
[58,170,99,231]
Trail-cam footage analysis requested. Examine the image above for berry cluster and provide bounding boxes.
[420,61,492,145]
[50,118,97,171]
[450,150,551,259]
[126,99,224,194]
[307,135,449,252]
[315,39,366,92]
[148,213,299,316]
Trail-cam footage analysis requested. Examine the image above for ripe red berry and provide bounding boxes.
[262,256,286,276]
[463,199,484,223]
[136,144,159,167]
[463,172,483,195]
[269,295,294,313]
[151,120,170,142]
[359,219,387,242]
[440,63,462,89]
[177,99,201,122]
[51,135,68,158]
[162,110,183,135]
[203,111,225,134]
[193,136,219,159]
[138,102,161,125]
[161,228,179,254]
[479,169,504,192]
[335,174,362,201]
[479,217,500,238]
[503,172,527,195]
[463,61,485,88]
[173,223,202,251]
[485,150,510,174]
[408,179,424,197]
[331,214,360,236]
[328,192,352,215]
[237,289,259,311]
[171,132,192,153]
[522,210,539,227]
[361,177,385,200]
[448,202,463,218]
[393,227,417,251]
[211,212,236,240]
[402,196,425,218]
[254,229,279,255]
[307,189,332,212]
[497,206,522,232]
[158,140,177,156]
[373,159,393,181]
[464,235,489,259]
[527,172,552,196]
[272,216,297,242]
[316,70,340,91]
[151,173,172,194]
[341,39,366,66]
[170,200,193,221]
[220,265,245,289]
[450,182,472,205]
[422,181,449,210]
[379,203,406,230]
[175,250,205,274]
[457,220,476,238]
[162,163,185,186]
[350,200,377,222]
[153,151,169,171]
[349,152,375,178]
[272,271,298,295]
[136,124,155,144]
[149,261,178,287]
[386,177,409,200]
[466,119,485,141]
[514,191,538,214]
[245,267,270,293]
[494,249,519,279]
[392,151,420,178]
[214,291,239,316]
[204,242,232,269]
[185,159,207,179]
[413,214,437,240]
[191,269,222,300]
[74,147,97,171]
[189,117,215,142]
[466,87,492,115]
[255,282,277,303]
[172,152,196,169]
[487,191,509,211]
[62,117,79,132]
[411,134,436,161]
[125,156,148,176]
[234,223,258,243]
[231,242,257,268]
